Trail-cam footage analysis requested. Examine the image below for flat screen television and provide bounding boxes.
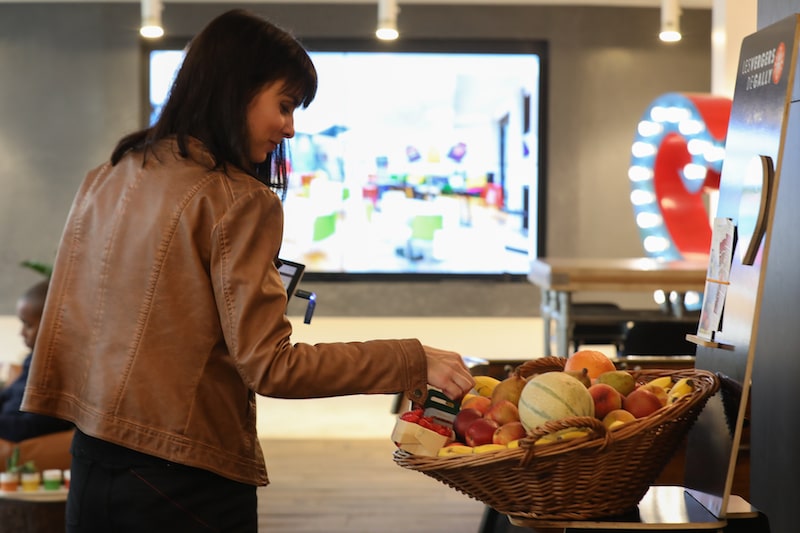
[144,38,547,280]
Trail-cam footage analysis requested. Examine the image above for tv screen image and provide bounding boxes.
[146,39,545,279]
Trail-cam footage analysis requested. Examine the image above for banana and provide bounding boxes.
[472,376,501,398]
[667,377,694,404]
[437,444,474,457]
[460,393,478,406]
[534,427,591,445]
[648,376,674,391]
[473,444,507,454]
[554,428,592,442]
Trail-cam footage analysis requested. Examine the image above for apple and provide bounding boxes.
[485,399,520,426]
[465,418,500,447]
[461,395,492,415]
[602,409,636,430]
[493,421,527,445]
[623,387,663,418]
[588,383,623,420]
[453,408,483,442]
[460,393,478,405]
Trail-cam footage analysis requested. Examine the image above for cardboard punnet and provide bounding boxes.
[391,419,451,457]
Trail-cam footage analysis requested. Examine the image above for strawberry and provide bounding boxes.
[399,408,423,423]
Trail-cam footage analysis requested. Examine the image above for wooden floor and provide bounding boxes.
[257,439,487,533]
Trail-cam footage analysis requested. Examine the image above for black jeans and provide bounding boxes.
[67,429,257,533]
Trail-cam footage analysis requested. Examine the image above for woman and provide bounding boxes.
[22,9,474,532]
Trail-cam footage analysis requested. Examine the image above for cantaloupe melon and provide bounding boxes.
[518,371,595,431]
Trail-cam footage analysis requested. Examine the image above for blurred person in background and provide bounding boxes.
[0,279,72,443]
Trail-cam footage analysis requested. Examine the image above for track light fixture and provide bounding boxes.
[659,0,682,43]
[140,0,164,39]
[376,0,399,41]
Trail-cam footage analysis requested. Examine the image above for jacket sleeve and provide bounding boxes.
[0,412,74,443]
[2,355,75,442]
[211,190,429,404]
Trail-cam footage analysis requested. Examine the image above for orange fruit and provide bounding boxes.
[563,349,616,380]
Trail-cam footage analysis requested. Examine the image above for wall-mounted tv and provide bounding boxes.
[144,37,547,280]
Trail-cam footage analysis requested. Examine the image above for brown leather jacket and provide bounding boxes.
[22,137,427,486]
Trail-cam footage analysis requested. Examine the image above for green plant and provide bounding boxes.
[20,260,52,278]
[5,447,36,474]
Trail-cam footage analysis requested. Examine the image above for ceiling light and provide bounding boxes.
[140,0,164,39]
[659,0,682,43]
[376,0,399,41]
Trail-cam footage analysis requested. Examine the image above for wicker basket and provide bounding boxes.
[393,356,719,521]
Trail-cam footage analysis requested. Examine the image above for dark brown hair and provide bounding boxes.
[111,9,317,190]
[21,280,49,316]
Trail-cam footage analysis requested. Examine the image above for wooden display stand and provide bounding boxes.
[682,15,799,533]
[732,15,800,533]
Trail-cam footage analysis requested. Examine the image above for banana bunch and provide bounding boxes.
[533,427,591,446]
[641,375,694,404]
[647,376,673,390]
[667,377,694,404]
[472,376,501,398]
[437,444,474,457]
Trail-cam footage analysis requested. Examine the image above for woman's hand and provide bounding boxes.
[422,345,475,401]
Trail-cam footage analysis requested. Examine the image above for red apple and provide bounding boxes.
[493,421,527,445]
[588,383,623,420]
[465,418,500,447]
[485,399,520,426]
[453,408,483,441]
[623,388,663,418]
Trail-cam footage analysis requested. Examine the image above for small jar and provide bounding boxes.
[0,472,19,492]
[42,469,62,490]
[20,471,40,492]
[62,469,71,489]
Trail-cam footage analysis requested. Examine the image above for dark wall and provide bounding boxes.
[0,3,712,316]
[753,4,799,533]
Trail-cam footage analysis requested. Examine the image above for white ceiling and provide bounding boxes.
[3,0,714,7]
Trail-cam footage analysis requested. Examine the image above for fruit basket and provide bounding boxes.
[393,356,720,521]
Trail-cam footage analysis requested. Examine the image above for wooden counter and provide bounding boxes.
[528,257,708,357]
[529,257,708,293]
